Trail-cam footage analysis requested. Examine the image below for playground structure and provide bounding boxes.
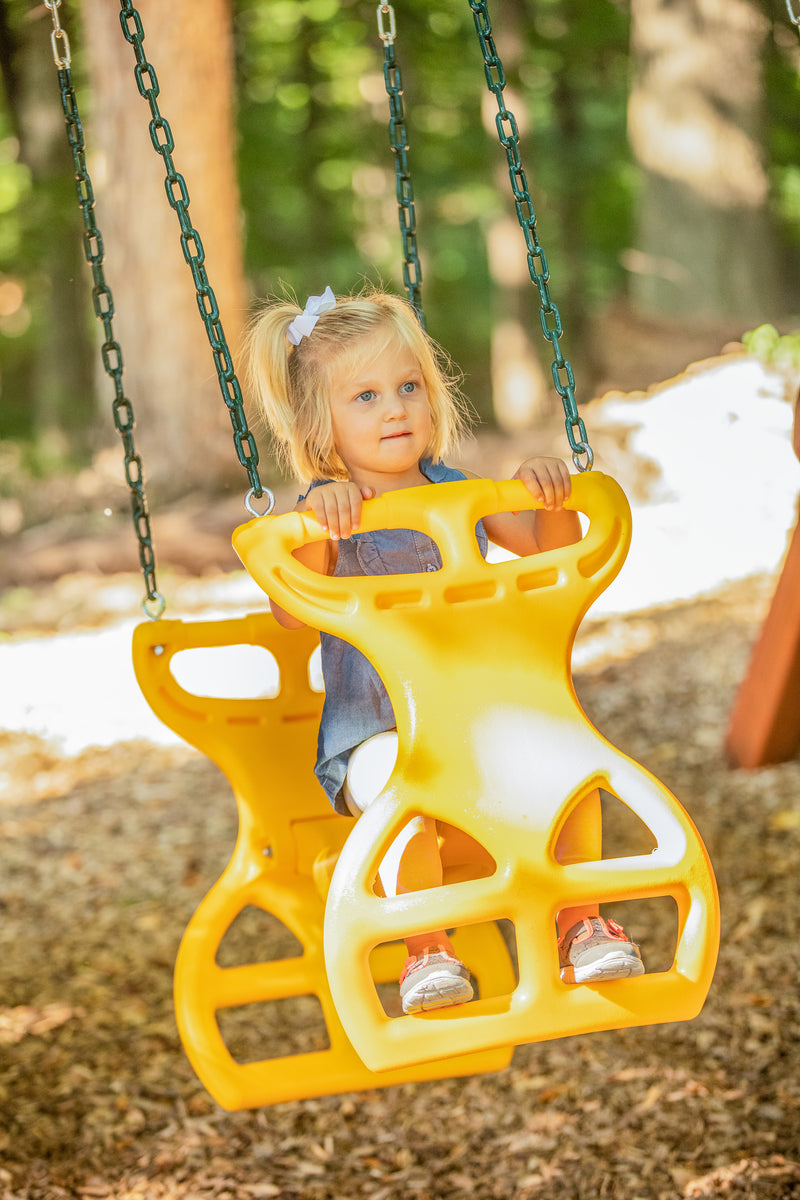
[726,389,800,767]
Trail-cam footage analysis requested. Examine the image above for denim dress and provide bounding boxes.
[304,459,489,813]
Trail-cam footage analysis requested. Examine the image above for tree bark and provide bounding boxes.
[481,2,548,433]
[627,0,778,323]
[80,0,248,498]
[10,6,95,458]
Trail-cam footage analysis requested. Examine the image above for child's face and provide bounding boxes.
[328,331,432,485]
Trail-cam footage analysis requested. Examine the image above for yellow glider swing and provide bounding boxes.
[47,0,719,1110]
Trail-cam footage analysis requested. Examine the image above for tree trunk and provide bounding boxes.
[627,0,778,323]
[481,3,548,433]
[486,210,548,432]
[11,6,95,459]
[80,0,248,499]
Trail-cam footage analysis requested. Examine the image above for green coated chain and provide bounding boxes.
[468,0,593,470]
[377,4,425,327]
[43,0,165,619]
[118,0,272,514]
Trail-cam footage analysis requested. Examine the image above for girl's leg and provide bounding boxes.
[554,789,602,938]
[344,732,455,957]
[554,789,644,981]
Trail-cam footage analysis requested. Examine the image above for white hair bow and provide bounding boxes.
[286,286,337,345]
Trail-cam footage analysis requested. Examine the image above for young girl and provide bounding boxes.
[246,286,643,1014]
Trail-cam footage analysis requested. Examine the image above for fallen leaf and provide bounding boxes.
[0,1002,79,1044]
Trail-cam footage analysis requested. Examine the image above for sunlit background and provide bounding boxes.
[1,0,799,747]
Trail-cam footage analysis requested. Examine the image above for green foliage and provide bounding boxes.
[232,0,633,408]
[5,0,799,463]
[0,137,31,261]
[0,0,642,449]
[763,6,800,307]
[743,322,800,368]
[0,0,91,449]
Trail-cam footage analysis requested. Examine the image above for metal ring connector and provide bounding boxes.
[572,445,594,473]
[245,487,276,518]
[142,592,166,621]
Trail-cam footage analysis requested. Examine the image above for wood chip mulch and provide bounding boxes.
[2,570,799,1200]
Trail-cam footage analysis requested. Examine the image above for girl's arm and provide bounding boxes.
[268,481,373,628]
[464,457,582,557]
[268,534,330,629]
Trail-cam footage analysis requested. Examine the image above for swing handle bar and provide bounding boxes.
[233,472,631,638]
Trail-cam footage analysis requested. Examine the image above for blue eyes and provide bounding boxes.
[354,381,418,403]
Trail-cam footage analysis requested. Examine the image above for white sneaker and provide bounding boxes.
[558,917,644,984]
[399,945,474,1014]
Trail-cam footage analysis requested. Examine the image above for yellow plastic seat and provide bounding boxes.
[233,472,720,1074]
[132,614,515,1110]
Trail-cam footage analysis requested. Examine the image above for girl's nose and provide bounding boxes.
[385,391,408,418]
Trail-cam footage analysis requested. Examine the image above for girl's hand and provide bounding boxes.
[513,456,572,511]
[305,481,375,540]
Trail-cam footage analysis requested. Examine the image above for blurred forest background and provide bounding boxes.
[1,0,800,511]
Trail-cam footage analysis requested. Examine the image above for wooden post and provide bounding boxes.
[725,391,800,767]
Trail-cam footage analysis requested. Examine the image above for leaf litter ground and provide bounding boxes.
[2,567,799,1200]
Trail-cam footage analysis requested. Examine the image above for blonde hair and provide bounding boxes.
[244,288,471,483]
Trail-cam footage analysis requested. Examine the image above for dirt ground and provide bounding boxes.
[2,392,800,1200]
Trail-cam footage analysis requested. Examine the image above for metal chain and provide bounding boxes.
[468,0,593,470]
[43,0,165,618]
[43,0,70,67]
[787,0,800,41]
[377,4,425,327]
[118,0,272,514]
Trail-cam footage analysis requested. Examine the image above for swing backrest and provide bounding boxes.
[131,613,515,1107]
[233,472,625,739]
[233,472,720,1075]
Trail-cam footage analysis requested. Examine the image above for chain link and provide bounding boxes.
[43,0,71,69]
[468,0,593,470]
[786,0,800,39]
[377,4,425,327]
[118,0,267,504]
[44,4,164,617]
